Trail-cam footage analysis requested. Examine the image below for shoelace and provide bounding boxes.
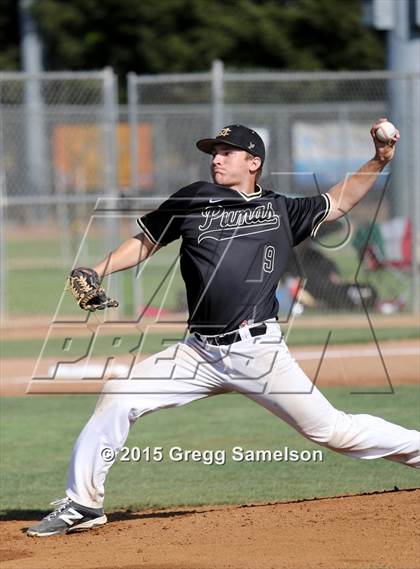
[45,497,72,520]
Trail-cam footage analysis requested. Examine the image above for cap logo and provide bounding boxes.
[217,127,231,137]
[248,142,255,150]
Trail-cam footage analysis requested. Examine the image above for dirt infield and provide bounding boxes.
[2,327,418,567]
[1,339,418,396]
[0,489,418,569]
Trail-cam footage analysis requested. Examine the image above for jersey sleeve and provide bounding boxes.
[136,189,192,246]
[284,193,331,246]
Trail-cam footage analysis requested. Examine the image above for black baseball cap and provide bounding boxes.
[196,124,265,164]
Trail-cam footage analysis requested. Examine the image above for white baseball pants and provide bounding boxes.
[66,322,420,508]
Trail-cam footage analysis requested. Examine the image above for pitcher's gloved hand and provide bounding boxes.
[68,267,119,311]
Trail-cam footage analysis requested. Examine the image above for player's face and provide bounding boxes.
[210,144,252,187]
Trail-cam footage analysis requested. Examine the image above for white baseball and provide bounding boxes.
[375,121,397,142]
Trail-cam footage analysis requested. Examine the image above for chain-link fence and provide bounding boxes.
[1,65,419,323]
[127,65,420,316]
[0,69,122,322]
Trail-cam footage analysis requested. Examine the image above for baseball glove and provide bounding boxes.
[68,267,119,311]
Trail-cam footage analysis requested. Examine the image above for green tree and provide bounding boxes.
[0,0,20,70]
[2,0,385,74]
[285,0,385,70]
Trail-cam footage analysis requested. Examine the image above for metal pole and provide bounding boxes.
[275,110,292,196]
[212,60,224,134]
[0,100,7,324]
[128,73,143,318]
[155,115,169,194]
[55,173,73,268]
[338,107,351,178]
[128,72,140,193]
[102,67,122,315]
[386,0,420,217]
[409,74,420,313]
[19,0,49,219]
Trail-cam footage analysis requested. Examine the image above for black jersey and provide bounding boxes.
[136,181,330,335]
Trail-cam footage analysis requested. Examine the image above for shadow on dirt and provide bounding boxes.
[3,506,214,524]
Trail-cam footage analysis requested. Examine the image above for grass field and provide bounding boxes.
[5,234,414,316]
[6,238,185,315]
[1,386,418,516]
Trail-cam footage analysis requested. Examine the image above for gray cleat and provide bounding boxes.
[26,497,107,537]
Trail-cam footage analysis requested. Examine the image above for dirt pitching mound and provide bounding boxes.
[1,489,419,569]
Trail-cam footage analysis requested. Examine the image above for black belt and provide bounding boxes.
[194,324,267,346]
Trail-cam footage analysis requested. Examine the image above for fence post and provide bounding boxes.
[409,73,420,313]
[20,0,49,220]
[128,72,140,193]
[212,60,224,134]
[127,72,143,317]
[0,108,6,324]
[103,67,122,314]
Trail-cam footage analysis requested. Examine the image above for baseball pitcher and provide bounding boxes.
[27,120,420,537]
